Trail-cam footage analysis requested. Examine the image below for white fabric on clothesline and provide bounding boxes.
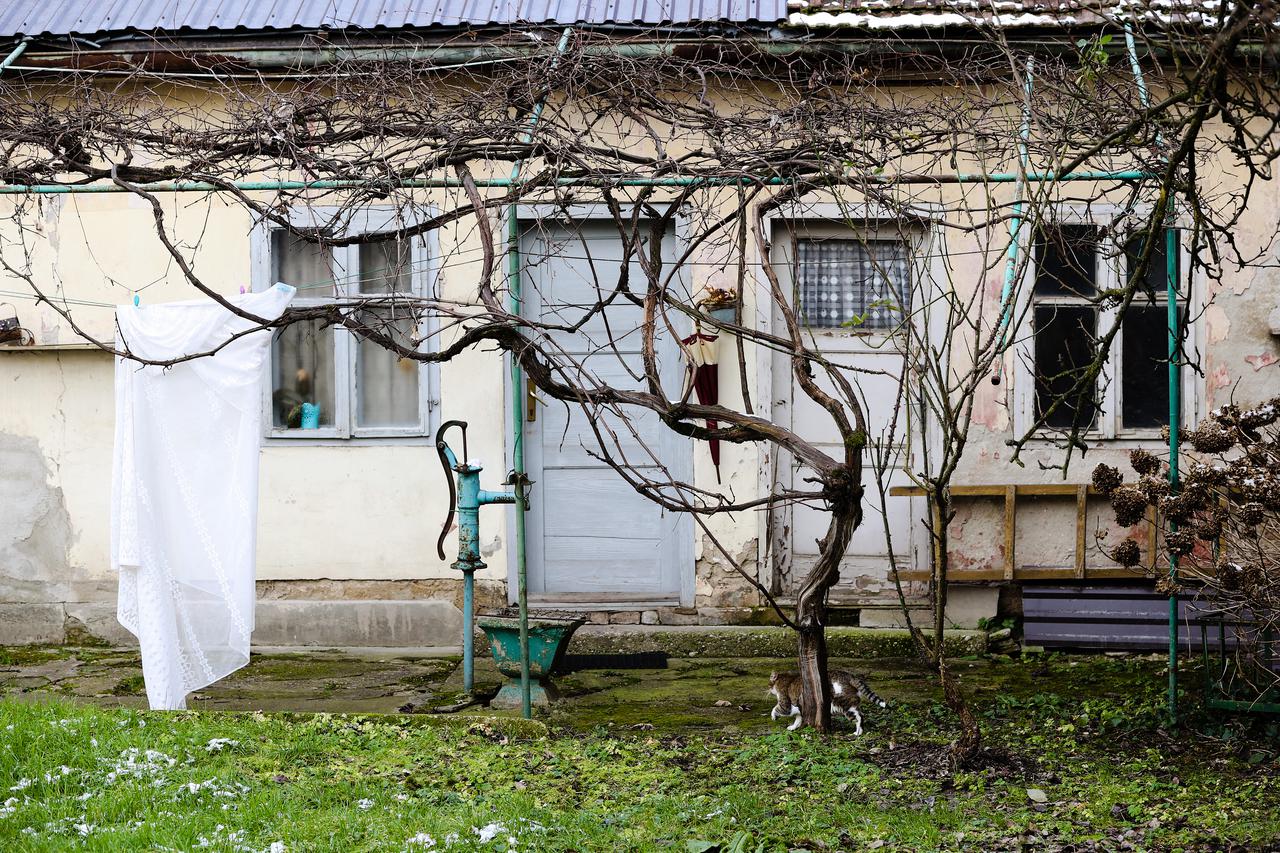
[111,284,295,710]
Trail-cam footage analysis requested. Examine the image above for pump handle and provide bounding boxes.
[435,420,469,561]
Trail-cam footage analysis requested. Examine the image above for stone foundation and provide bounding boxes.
[1,568,996,648]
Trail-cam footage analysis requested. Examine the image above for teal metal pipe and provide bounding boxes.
[0,170,1155,196]
[1164,217,1180,720]
[0,37,32,73]
[1125,24,1179,723]
[508,26,575,721]
[995,57,1035,358]
[0,38,31,72]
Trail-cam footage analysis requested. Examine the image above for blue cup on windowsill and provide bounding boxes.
[300,402,320,430]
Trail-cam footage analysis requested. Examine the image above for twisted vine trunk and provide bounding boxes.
[795,494,860,733]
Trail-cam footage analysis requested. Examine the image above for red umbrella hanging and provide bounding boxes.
[681,331,721,482]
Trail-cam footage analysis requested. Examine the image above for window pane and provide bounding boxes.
[271,229,335,297]
[1122,304,1185,430]
[1034,224,1098,297]
[271,320,336,429]
[1125,229,1180,296]
[797,239,910,329]
[356,310,420,428]
[358,240,412,294]
[1034,304,1099,429]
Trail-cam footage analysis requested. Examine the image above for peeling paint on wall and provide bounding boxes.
[1207,361,1232,408]
[0,432,75,604]
[1244,353,1279,371]
[1205,303,1231,344]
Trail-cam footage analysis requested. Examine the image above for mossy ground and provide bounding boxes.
[1,646,1278,851]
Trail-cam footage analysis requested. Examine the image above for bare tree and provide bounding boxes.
[1,8,1278,734]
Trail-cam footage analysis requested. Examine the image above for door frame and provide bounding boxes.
[504,204,696,608]
[754,201,946,599]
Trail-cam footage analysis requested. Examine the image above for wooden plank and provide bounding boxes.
[897,566,1148,583]
[1018,483,1099,496]
[890,484,1098,497]
[1003,484,1017,581]
[895,570,1005,582]
[1147,505,1159,559]
[1075,484,1088,578]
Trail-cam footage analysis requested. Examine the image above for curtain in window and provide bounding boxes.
[272,321,335,428]
[797,239,910,330]
[270,230,337,428]
[356,311,419,427]
[355,241,420,427]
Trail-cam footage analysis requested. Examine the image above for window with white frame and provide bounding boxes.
[1026,219,1188,437]
[258,209,435,439]
[795,236,912,330]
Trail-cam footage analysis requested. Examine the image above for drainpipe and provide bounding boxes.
[1125,24,1180,723]
[0,37,33,74]
[994,57,1035,371]
[508,26,574,720]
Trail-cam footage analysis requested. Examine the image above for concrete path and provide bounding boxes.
[0,643,963,733]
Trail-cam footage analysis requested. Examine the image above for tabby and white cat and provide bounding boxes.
[767,669,887,735]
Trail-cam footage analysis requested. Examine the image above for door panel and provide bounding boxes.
[770,223,922,600]
[522,221,690,603]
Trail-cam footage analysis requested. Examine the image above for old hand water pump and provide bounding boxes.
[436,420,524,692]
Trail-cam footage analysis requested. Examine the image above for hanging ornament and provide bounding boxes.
[681,328,721,482]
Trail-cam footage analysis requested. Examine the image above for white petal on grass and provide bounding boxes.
[474,823,505,843]
[204,738,239,753]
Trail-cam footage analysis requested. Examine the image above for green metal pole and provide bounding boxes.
[1125,24,1179,723]
[0,170,1155,196]
[0,37,32,74]
[1164,220,1180,721]
[509,27,574,721]
[996,57,1035,356]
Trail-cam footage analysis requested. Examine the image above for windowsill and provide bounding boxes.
[262,435,435,447]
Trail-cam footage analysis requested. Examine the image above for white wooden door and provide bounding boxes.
[521,221,691,604]
[770,221,923,601]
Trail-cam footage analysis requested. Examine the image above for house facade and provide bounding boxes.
[0,1,1276,649]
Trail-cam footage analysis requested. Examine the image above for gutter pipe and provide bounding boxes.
[994,56,1035,373]
[507,26,574,721]
[0,37,32,73]
[0,170,1155,196]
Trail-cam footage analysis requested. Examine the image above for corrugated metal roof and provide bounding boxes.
[0,0,788,39]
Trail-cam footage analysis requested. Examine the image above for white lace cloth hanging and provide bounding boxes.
[111,284,295,710]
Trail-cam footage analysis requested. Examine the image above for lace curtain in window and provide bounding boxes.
[797,239,910,330]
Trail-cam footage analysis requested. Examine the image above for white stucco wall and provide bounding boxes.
[2,87,1279,643]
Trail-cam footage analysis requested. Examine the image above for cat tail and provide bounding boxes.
[857,681,887,708]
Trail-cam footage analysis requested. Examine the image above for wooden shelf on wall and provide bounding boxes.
[888,483,1157,584]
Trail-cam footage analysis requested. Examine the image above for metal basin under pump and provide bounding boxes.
[477,612,585,708]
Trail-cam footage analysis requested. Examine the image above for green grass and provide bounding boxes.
[0,656,1278,851]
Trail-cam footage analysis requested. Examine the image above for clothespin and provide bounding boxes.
[239,286,246,295]
[133,293,140,307]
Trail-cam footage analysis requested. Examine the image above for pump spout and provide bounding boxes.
[435,420,468,561]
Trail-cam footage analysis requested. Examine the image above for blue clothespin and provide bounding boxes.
[133,293,140,307]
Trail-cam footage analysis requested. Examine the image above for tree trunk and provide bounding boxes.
[794,501,859,732]
[931,496,948,651]
[940,657,981,765]
[925,490,981,763]
[796,618,832,733]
